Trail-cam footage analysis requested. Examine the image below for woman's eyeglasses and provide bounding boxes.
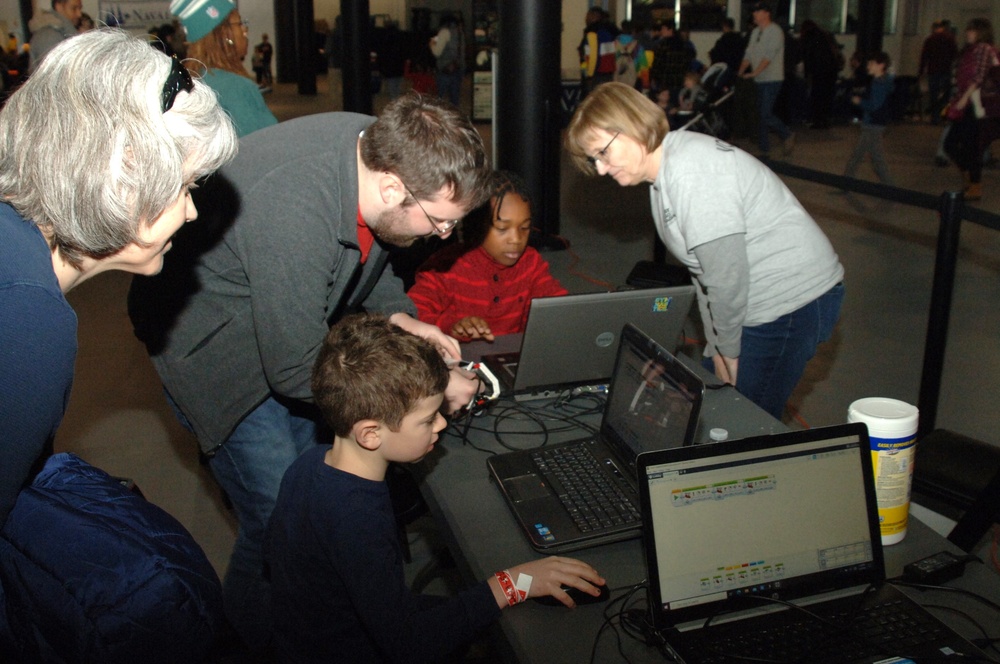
[161,56,194,113]
[586,131,620,167]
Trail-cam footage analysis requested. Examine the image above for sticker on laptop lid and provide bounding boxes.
[652,297,673,312]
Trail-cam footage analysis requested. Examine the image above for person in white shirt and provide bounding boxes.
[738,1,795,157]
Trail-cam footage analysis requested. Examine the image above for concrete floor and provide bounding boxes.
[55,71,1000,582]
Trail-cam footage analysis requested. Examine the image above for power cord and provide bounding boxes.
[582,582,661,663]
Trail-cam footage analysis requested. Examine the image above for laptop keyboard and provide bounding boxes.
[531,443,640,533]
[673,595,949,663]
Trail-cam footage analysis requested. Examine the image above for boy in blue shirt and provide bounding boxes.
[265,314,605,662]
[844,51,896,185]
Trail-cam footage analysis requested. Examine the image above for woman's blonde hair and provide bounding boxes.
[565,82,670,175]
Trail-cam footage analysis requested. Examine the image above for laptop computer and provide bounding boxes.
[480,286,695,401]
[637,424,989,664]
[487,323,704,553]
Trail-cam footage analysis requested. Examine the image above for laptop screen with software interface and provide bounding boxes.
[638,424,883,630]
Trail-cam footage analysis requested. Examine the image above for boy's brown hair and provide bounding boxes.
[311,314,450,437]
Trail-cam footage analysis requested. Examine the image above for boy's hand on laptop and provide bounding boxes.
[389,313,461,361]
[451,316,495,342]
[490,557,604,609]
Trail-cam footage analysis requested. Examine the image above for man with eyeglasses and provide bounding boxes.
[128,92,492,653]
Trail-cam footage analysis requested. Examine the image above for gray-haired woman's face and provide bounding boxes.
[109,187,197,276]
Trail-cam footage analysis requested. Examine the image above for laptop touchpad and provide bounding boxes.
[504,475,550,503]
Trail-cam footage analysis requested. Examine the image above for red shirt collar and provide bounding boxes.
[356,206,374,263]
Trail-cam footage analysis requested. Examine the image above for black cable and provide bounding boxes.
[889,579,1000,615]
[585,582,651,664]
[491,404,550,450]
[442,418,495,455]
[612,584,652,645]
[889,580,1000,662]
[474,394,607,451]
[696,586,898,663]
[920,603,992,643]
[440,391,610,482]
[588,611,632,664]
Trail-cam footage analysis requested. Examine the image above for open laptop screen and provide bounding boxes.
[600,325,704,477]
[638,424,883,629]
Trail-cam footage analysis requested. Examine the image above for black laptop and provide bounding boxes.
[637,424,990,664]
[487,323,705,553]
[481,286,695,401]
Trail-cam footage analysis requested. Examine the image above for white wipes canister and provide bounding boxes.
[847,398,919,546]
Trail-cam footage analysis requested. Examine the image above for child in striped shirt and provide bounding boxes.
[408,170,567,341]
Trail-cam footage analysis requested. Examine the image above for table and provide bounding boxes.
[415,341,1000,663]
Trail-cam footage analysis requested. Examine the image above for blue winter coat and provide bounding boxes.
[0,453,223,663]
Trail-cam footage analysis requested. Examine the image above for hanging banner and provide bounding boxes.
[98,1,172,34]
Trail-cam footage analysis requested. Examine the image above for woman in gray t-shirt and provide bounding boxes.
[564,82,844,421]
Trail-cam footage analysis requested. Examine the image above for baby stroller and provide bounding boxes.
[680,62,734,139]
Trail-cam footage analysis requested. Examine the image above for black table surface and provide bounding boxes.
[413,336,1000,663]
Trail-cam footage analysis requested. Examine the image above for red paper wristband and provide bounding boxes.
[495,570,518,607]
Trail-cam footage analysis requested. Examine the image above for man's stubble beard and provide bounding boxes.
[368,204,420,248]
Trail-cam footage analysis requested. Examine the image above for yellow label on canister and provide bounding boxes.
[848,397,919,546]
[870,434,916,542]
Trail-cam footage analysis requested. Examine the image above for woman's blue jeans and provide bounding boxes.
[706,282,844,421]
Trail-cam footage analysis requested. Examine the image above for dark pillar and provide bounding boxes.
[273,0,293,83]
[19,0,32,39]
[341,0,371,114]
[293,0,317,94]
[855,0,885,58]
[496,0,562,243]
[274,0,316,93]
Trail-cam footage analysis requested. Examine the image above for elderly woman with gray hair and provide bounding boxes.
[0,28,238,528]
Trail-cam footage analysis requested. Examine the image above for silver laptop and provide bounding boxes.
[480,286,695,401]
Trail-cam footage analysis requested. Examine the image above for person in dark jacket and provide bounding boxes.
[799,19,841,129]
[919,20,958,123]
[373,20,406,99]
[650,19,691,98]
[265,313,604,663]
[709,17,746,79]
[844,52,895,185]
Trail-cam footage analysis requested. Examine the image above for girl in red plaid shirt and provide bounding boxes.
[408,170,567,341]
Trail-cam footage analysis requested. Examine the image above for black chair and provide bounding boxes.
[626,259,692,289]
[912,429,1000,552]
